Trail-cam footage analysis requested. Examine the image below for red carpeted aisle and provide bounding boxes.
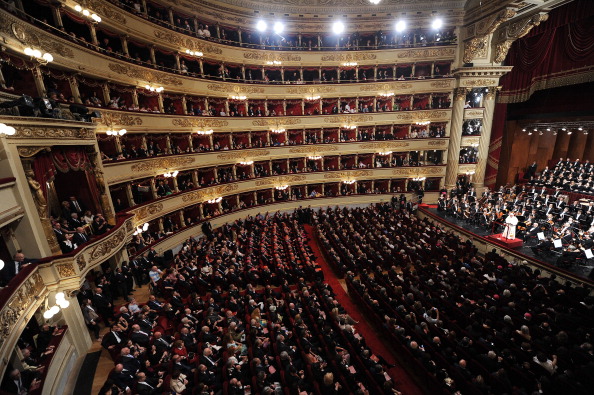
[303,224,423,395]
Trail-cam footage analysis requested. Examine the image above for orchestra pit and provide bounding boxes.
[1,0,594,394]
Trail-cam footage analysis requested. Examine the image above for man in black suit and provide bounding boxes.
[72,227,89,246]
[2,369,35,394]
[93,287,114,324]
[1,252,33,284]
[129,325,151,348]
[109,364,134,393]
[101,325,125,352]
[136,372,163,395]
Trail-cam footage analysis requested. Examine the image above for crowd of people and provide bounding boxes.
[82,211,403,394]
[316,204,594,394]
[529,158,594,196]
[437,182,594,266]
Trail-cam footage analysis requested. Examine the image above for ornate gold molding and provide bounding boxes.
[181,184,239,203]
[427,140,448,146]
[492,13,549,63]
[87,226,129,262]
[99,112,143,127]
[243,52,301,62]
[323,170,373,179]
[255,175,307,186]
[171,118,229,128]
[454,87,469,101]
[358,142,410,150]
[464,109,484,118]
[134,202,164,224]
[288,146,339,154]
[321,53,376,62]
[286,86,337,94]
[392,166,445,176]
[359,82,412,92]
[108,64,183,86]
[216,149,271,161]
[396,48,456,59]
[394,110,449,121]
[325,115,373,124]
[76,255,87,272]
[206,84,265,94]
[463,8,516,63]
[252,118,301,127]
[430,80,453,89]
[3,19,75,59]
[87,0,127,24]
[130,157,196,172]
[461,78,499,88]
[17,146,49,158]
[153,30,222,54]
[10,127,95,140]
[463,36,488,64]
[56,263,76,278]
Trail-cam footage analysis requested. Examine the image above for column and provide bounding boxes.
[181,96,188,115]
[300,68,304,81]
[32,67,46,97]
[213,167,219,183]
[51,6,63,29]
[168,8,174,26]
[281,67,285,83]
[444,87,468,189]
[89,23,98,47]
[68,76,82,104]
[150,178,158,199]
[149,46,157,65]
[374,66,378,81]
[199,59,204,77]
[247,132,252,147]
[198,203,204,220]
[132,89,139,108]
[158,218,164,233]
[472,89,497,189]
[125,183,135,206]
[157,93,164,113]
[179,210,185,226]
[241,66,246,81]
[101,82,110,106]
[60,294,92,354]
[172,176,179,193]
[191,170,199,186]
[165,134,172,154]
[174,53,181,71]
[121,35,130,57]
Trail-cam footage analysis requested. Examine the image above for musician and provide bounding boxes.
[574,209,587,224]
[524,221,541,242]
[544,203,556,217]
[558,207,572,223]
[502,212,519,240]
[557,244,581,266]
[531,237,553,256]
[437,196,447,211]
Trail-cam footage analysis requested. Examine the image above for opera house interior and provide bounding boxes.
[1,0,594,394]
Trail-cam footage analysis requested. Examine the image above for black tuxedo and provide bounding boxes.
[101,330,124,350]
[73,232,89,246]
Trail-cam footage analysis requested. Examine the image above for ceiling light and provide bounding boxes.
[256,20,267,32]
[395,20,406,33]
[432,18,443,30]
[333,21,345,35]
[273,21,284,35]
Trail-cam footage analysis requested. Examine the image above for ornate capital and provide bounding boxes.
[454,88,468,101]
[492,13,549,63]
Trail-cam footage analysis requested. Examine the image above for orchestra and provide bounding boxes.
[437,183,594,266]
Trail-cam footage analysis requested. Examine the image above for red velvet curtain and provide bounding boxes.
[32,152,55,197]
[485,103,507,188]
[500,0,594,102]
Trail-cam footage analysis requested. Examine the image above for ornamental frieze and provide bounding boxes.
[10,127,95,140]
[243,52,301,62]
[130,157,196,172]
[252,118,301,127]
[430,80,453,89]
[153,30,222,54]
[392,167,444,176]
[359,82,412,92]
[359,142,410,150]
[134,203,164,222]
[87,226,130,263]
[87,0,127,24]
[397,48,456,59]
[182,184,240,203]
[100,112,143,126]
[255,175,307,186]
[171,118,229,128]
[286,86,337,94]
[427,140,448,146]
[288,146,339,154]
[321,53,377,62]
[56,263,76,278]
[325,115,373,124]
[77,255,87,272]
[206,84,265,94]
[108,64,183,86]
[323,170,373,179]
[464,109,485,118]
[6,21,74,58]
[395,111,449,121]
[461,137,480,146]
[216,149,271,161]
[461,79,498,88]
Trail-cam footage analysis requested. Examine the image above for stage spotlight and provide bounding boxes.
[256,20,267,32]
[333,21,345,35]
[432,18,443,30]
[273,21,284,35]
[395,20,406,33]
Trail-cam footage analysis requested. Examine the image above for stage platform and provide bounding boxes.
[486,234,524,249]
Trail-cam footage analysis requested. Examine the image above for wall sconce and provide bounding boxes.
[239,160,254,165]
[195,129,213,135]
[207,197,222,204]
[377,151,392,156]
[24,47,53,63]
[230,95,247,101]
[43,292,70,320]
[0,123,16,136]
[305,95,320,101]
[266,60,282,65]
[185,49,203,57]
[379,92,394,97]
[133,222,149,235]
[163,171,179,178]
[271,128,285,134]
[74,4,101,22]
[275,185,289,190]
[307,155,322,160]
[415,121,431,126]
[412,176,426,182]
[105,128,127,136]
[342,180,356,184]
[342,62,357,66]
[342,125,356,130]
[145,85,164,93]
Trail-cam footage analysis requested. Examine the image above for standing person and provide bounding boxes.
[502,212,519,240]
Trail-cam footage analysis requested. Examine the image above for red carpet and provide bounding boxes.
[303,224,423,395]
[486,234,524,249]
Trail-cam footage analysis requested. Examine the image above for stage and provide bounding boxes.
[421,208,594,282]
[486,234,524,249]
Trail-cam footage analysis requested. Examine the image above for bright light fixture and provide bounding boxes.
[273,22,284,35]
[333,21,345,35]
[395,20,406,33]
[256,20,267,32]
[0,123,16,136]
[74,4,82,12]
[432,18,443,30]
[55,292,65,301]
[369,0,381,4]
[43,310,54,319]
[0,259,4,270]
[82,9,90,16]
[58,299,70,309]
[42,53,54,62]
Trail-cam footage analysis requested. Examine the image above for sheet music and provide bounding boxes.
[537,232,545,240]
[586,249,593,259]
[553,239,563,248]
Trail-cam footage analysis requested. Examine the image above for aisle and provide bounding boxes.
[303,224,424,395]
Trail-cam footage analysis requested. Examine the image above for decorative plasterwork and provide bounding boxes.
[171,118,229,128]
[430,80,453,89]
[323,170,373,179]
[181,184,239,203]
[206,84,265,94]
[108,64,183,86]
[99,112,143,127]
[394,111,449,121]
[130,157,196,172]
[286,86,337,94]
[461,79,500,88]
[359,82,413,92]
[397,48,456,59]
[255,175,307,186]
[87,225,130,262]
[133,203,164,225]
[461,136,481,146]
[154,30,222,54]
[252,119,301,127]
[325,115,373,124]
[8,127,95,140]
[427,140,448,147]
[492,12,549,63]
[358,142,410,150]
[321,53,376,62]
[1,18,75,59]
[288,146,339,154]
[56,263,76,278]
[464,109,485,118]
[243,52,301,62]
[392,166,445,176]
[17,146,49,158]
[463,8,516,63]
[216,149,271,161]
